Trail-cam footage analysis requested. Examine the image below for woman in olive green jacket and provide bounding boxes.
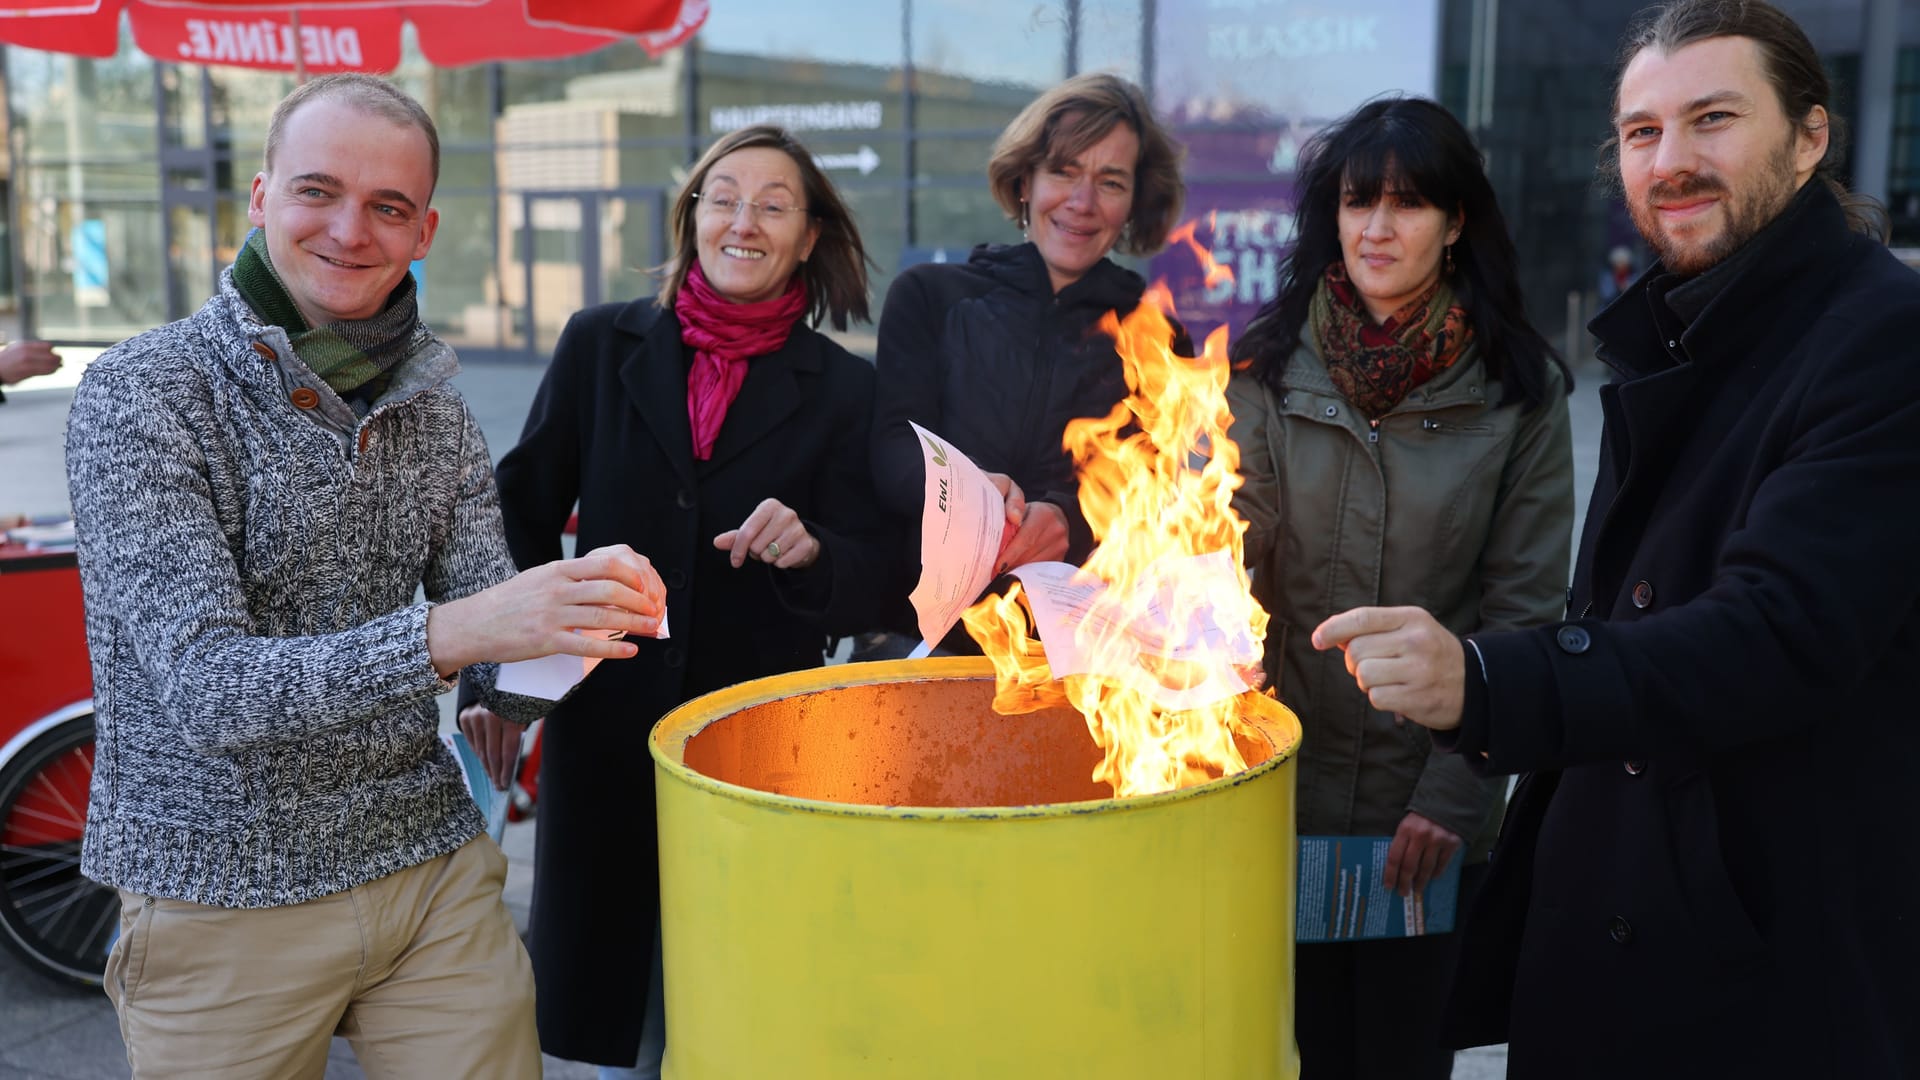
[1227,98,1573,1080]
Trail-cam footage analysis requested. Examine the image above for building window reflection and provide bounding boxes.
[1891,46,1919,246]
[1075,0,1145,83]
[701,0,901,68]
[913,0,1066,90]
[2,0,1913,352]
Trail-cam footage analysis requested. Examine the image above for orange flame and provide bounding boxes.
[1167,216,1235,292]
[961,283,1269,798]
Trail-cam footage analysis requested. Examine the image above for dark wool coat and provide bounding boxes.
[870,242,1154,566]
[1443,184,1920,1077]
[489,298,906,1065]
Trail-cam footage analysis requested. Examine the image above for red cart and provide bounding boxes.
[0,538,114,986]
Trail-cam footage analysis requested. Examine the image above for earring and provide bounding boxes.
[1019,199,1030,236]
[1445,244,1456,274]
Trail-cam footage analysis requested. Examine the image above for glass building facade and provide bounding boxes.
[3,0,1915,360]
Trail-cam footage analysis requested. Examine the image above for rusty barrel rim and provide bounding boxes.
[649,655,1302,822]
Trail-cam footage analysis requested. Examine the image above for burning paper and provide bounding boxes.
[1008,554,1258,711]
[904,422,1257,707]
[962,284,1269,797]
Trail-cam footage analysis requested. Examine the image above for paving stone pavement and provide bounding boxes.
[0,814,596,1079]
[1,347,1606,1077]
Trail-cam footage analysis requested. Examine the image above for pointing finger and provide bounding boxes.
[1313,606,1406,651]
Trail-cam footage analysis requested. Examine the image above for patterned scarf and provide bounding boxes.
[1308,262,1473,419]
[675,262,807,460]
[231,227,422,403]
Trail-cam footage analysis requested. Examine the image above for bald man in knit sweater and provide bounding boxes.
[64,75,664,1079]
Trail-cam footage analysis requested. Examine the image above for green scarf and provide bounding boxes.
[231,228,422,402]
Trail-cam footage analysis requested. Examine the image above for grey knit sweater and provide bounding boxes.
[67,270,547,909]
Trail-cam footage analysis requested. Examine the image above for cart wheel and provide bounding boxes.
[0,714,116,987]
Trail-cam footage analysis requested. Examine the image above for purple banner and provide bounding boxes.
[1156,186,1299,348]
[1149,0,1440,342]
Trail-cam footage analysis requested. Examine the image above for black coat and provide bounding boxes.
[1445,184,1920,1076]
[490,298,905,1065]
[871,242,1153,566]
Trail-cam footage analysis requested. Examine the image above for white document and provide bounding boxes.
[1010,551,1258,712]
[494,613,669,700]
[901,422,1257,710]
[907,422,1006,649]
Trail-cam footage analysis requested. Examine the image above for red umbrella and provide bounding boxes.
[0,0,706,71]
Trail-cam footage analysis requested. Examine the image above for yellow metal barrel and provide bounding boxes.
[650,656,1301,1079]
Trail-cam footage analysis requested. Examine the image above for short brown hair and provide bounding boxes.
[264,74,440,195]
[986,73,1186,255]
[656,125,873,331]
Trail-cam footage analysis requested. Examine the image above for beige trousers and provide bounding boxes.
[103,836,539,1079]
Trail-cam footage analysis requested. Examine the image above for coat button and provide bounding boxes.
[289,387,320,409]
[1323,405,1338,417]
[675,489,695,510]
[252,341,278,361]
[1608,915,1634,945]
[664,647,685,668]
[666,569,687,590]
[1623,760,1645,776]
[1555,625,1591,654]
[1631,580,1654,609]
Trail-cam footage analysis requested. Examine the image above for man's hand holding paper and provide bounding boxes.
[427,543,666,679]
[477,544,674,699]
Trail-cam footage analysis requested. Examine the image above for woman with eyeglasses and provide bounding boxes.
[456,125,903,1079]
[867,72,1186,650]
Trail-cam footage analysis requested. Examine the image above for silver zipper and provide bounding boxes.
[1422,417,1492,433]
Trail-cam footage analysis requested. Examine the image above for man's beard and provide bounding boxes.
[1631,136,1799,276]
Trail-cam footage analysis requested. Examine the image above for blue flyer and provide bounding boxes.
[441,731,496,822]
[1296,835,1463,942]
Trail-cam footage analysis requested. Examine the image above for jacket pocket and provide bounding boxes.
[104,892,156,1011]
[1419,416,1495,435]
[1663,774,1769,965]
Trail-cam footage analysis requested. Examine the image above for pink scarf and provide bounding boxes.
[675,263,808,460]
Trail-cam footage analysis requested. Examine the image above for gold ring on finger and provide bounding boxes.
[764,540,781,561]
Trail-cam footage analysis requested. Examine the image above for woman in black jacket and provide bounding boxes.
[458,125,901,1077]
[870,73,1186,618]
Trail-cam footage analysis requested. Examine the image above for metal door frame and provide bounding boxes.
[514,185,669,362]
[155,65,223,326]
